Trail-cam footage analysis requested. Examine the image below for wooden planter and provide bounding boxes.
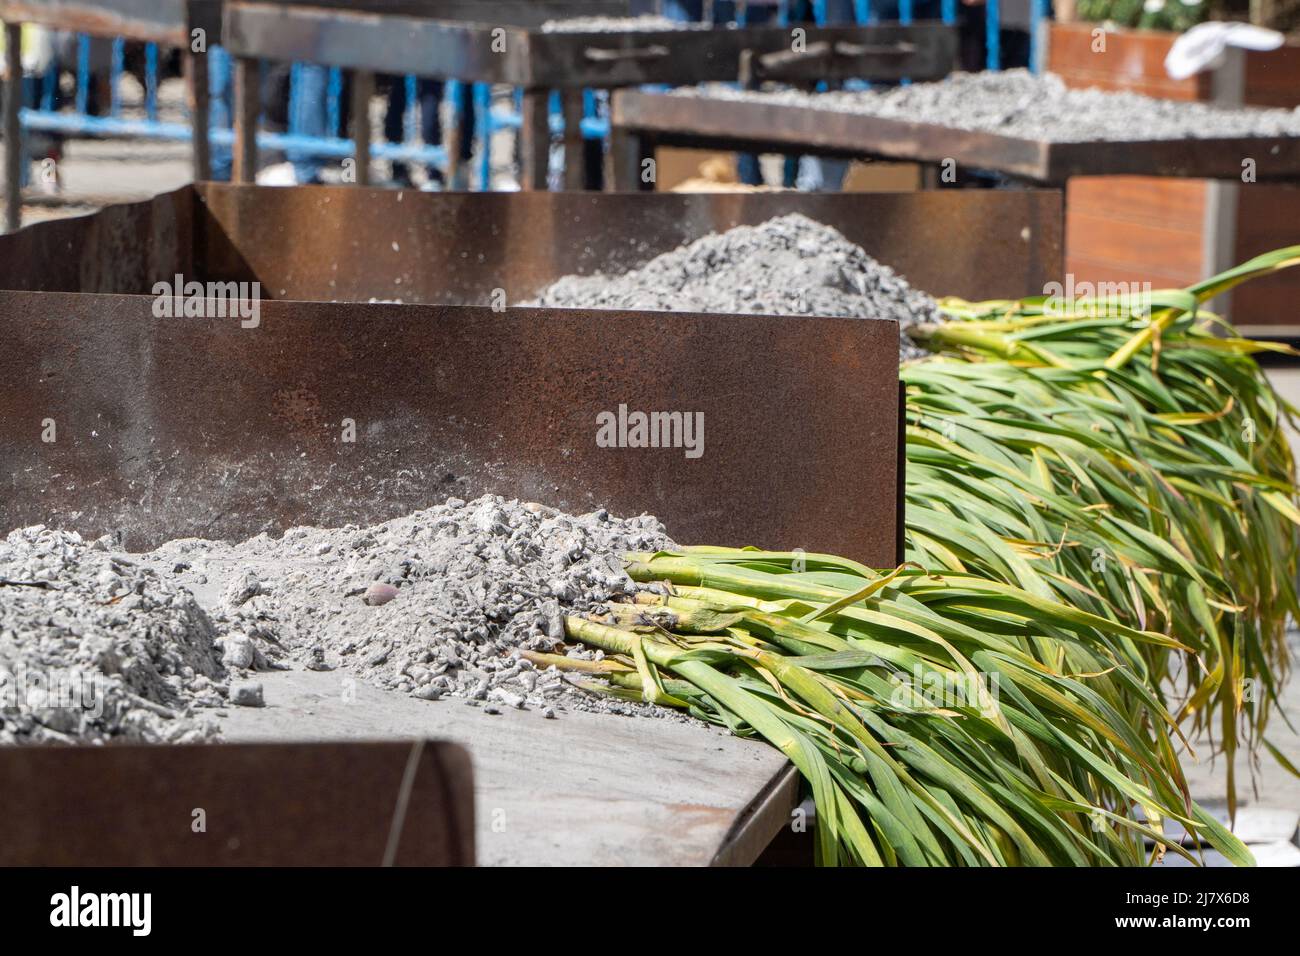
[1048,21,1300,335]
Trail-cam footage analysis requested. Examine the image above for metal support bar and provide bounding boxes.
[608,126,650,192]
[519,87,548,191]
[561,89,584,191]
[3,20,21,232]
[188,47,211,182]
[232,55,259,183]
[350,68,373,186]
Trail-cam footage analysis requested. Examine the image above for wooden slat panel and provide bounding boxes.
[1048,22,1209,101]
[1064,255,1197,294]
[1052,23,1300,331]
[1067,176,1207,231]
[1231,184,1300,329]
[1243,41,1300,109]
[1066,210,1206,284]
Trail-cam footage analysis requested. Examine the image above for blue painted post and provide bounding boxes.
[41,65,56,111]
[75,35,90,115]
[475,82,490,190]
[986,0,1001,70]
[110,38,124,116]
[145,43,158,122]
[405,74,417,143]
[326,66,341,137]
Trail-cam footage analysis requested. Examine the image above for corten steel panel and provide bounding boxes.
[611,89,1300,184]
[0,187,193,293]
[187,185,1062,304]
[0,185,1062,302]
[0,741,474,865]
[0,291,900,563]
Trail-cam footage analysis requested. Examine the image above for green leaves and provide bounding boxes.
[559,552,1251,866]
[905,267,1300,811]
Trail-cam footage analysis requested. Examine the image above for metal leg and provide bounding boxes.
[232,57,260,184]
[188,48,211,182]
[519,88,549,191]
[350,69,373,186]
[561,90,584,192]
[3,21,22,232]
[608,127,651,193]
[444,82,462,189]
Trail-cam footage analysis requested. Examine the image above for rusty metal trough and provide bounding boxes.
[0,185,1063,866]
[0,185,1062,567]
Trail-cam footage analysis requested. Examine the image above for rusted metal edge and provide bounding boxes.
[612,89,1300,184]
[222,5,954,88]
[710,763,801,867]
[0,0,220,44]
[0,739,476,865]
[182,184,1063,304]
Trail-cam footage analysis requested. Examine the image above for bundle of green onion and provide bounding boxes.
[553,549,1250,866]
[910,245,1300,814]
[548,248,1300,866]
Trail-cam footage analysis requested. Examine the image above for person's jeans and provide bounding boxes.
[207,46,233,182]
[288,63,329,184]
[660,0,703,20]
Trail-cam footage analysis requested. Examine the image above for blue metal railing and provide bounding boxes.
[14,3,1048,189]
[16,41,452,179]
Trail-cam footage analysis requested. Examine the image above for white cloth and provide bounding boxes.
[0,25,57,77]
[1165,21,1285,81]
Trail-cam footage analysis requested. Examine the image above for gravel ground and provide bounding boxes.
[0,496,682,744]
[676,69,1300,142]
[528,212,938,360]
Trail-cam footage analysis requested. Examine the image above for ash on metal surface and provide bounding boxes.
[676,70,1300,142]
[0,527,225,744]
[539,15,701,31]
[527,213,937,360]
[1,497,681,744]
[151,495,678,720]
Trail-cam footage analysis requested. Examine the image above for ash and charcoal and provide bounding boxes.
[676,69,1300,142]
[1,496,680,744]
[539,15,703,32]
[0,527,226,744]
[528,213,938,361]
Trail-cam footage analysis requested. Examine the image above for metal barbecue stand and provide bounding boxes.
[608,85,1300,189]
[220,1,957,189]
[0,185,1061,863]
